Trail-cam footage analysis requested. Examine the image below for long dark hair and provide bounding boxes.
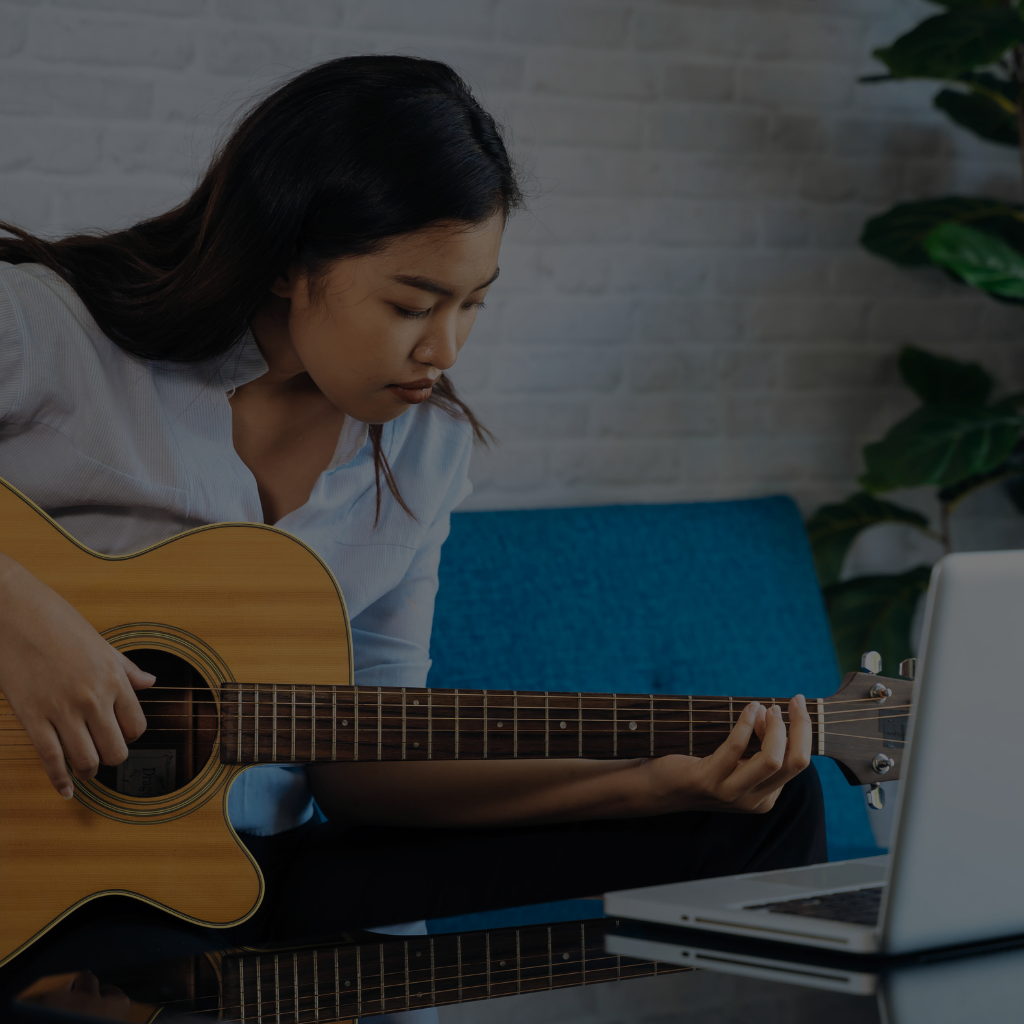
[0,55,521,519]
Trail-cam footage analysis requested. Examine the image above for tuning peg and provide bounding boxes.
[899,658,917,680]
[867,783,885,811]
[860,651,882,675]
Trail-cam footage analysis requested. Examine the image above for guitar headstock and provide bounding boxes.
[821,670,914,786]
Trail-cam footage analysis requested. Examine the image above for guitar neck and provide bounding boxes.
[219,919,685,1021]
[220,684,823,765]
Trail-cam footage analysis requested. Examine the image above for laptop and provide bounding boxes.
[604,550,1024,955]
[605,920,1024,1021]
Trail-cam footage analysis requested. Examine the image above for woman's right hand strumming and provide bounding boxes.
[0,553,155,799]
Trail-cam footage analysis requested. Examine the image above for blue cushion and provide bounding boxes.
[428,498,880,893]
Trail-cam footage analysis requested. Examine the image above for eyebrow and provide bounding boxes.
[392,267,500,297]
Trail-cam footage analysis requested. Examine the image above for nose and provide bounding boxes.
[415,315,460,372]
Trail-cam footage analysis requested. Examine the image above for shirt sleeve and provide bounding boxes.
[348,429,473,690]
[0,270,26,422]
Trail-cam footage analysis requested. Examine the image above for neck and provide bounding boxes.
[219,919,685,1020]
[220,684,817,765]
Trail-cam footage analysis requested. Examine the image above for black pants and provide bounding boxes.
[238,763,827,944]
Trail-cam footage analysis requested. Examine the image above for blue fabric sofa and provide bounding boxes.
[425,497,880,931]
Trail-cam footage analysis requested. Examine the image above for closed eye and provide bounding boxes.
[393,305,430,320]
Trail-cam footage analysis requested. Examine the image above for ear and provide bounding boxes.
[269,266,302,299]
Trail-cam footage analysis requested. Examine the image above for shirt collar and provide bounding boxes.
[219,329,269,394]
[328,416,370,469]
[220,328,370,469]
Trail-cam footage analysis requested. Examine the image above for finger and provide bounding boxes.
[83,706,131,767]
[753,703,768,742]
[50,718,104,780]
[113,674,148,744]
[121,653,156,691]
[718,703,789,801]
[747,695,813,799]
[703,702,762,781]
[23,718,76,799]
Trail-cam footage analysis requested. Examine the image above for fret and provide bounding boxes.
[483,692,488,759]
[290,686,297,763]
[580,923,586,985]
[255,686,260,763]
[486,932,491,998]
[457,935,463,1003]
[547,925,553,987]
[429,937,436,1004]
[544,693,549,758]
[688,694,693,756]
[356,945,362,1018]
[313,948,320,1021]
[273,954,280,1024]
[516,928,522,994]
[428,689,433,760]
[236,686,243,764]
[271,687,277,763]
[331,687,336,761]
[377,687,382,761]
[454,691,460,759]
[402,688,407,761]
[513,693,518,759]
[239,958,246,1024]
[333,947,340,1020]
[613,694,618,757]
[817,697,825,756]
[292,952,299,1019]
[353,686,359,761]
[379,941,385,1010]
[404,940,410,1010]
[649,694,654,757]
[577,695,582,757]
[310,685,316,762]
[729,695,734,730]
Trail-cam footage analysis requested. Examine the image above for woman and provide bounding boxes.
[0,56,823,937]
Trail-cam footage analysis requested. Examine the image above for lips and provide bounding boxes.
[389,378,435,404]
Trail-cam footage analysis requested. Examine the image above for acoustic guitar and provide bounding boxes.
[15,917,685,1022]
[0,477,913,968]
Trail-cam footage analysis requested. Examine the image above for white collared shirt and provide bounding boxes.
[0,262,473,835]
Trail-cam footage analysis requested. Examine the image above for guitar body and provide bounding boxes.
[0,479,353,967]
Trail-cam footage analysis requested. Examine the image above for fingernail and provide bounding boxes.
[59,786,74,801]
[770,704,782,716]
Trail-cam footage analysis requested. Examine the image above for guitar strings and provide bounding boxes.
[93,948,676,1016]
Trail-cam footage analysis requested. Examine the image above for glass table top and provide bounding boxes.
[4,886,1021,1024]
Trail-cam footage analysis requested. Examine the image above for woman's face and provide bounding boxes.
[266,214,503,423]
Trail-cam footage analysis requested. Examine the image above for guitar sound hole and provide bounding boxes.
[94,649,218,798]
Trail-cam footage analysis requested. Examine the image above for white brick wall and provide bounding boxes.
[2,0,1022,525]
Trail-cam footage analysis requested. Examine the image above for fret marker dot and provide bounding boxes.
[341,719,348,726]
[500,960,506,967]
[413,699,419,706]
[413,741,419,748]
[416,951,422,957]
[629,721,637,731]
[562,953,570,960]
[497,721,503,728]
[345,981,351,987]
[560,721,567,729]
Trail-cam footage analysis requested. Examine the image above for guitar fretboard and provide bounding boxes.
[220,919,686,1022]
[219,684,823,765]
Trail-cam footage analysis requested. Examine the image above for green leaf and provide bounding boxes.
[924,222,1024,299]
[824,568,932,676]
[807,493,931,588]
[934,88,1019,145]
[861,405,1024,492]
[897,345,993,407]
[860,197,1024,266]
[873,11,1024,80]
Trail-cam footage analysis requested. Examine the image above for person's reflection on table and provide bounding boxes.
[16,969,149,1022]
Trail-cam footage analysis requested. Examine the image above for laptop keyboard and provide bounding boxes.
[747,886,884,926]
